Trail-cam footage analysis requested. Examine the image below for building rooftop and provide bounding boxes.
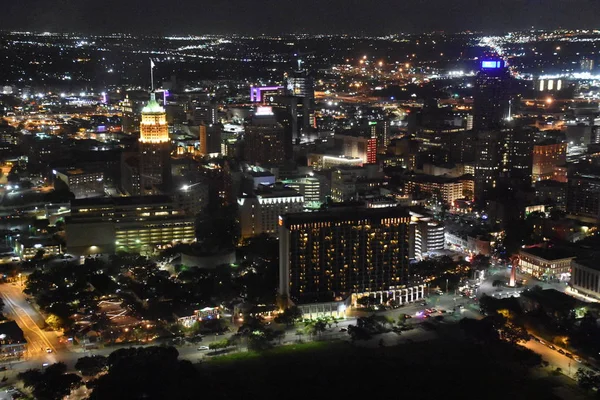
[519,246,576,261]
[282,206,409,227]
[71,195,173,208]
[573,258,600,271]
[406,174,460,184]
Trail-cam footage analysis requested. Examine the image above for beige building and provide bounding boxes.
[518,248,574,279]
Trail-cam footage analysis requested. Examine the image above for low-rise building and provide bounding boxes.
[570,259,600,300]
[518,247,575,279]
[53,168,104,199]
[0,321,26,359]
[14,237,62,260]
[66,196,196,255]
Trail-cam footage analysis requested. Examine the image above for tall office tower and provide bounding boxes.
[199,123,222,155]
[193,101,218,125]
[120,95,140,134]
[139,93,172,194]
[475,129,504,201]
[473,59,511,132]
[284,60,315,141]
[279,206,423,306]
[368,120,391,153]
[502,126,534,182]
[243,106,290,166]
[532,140,568,183]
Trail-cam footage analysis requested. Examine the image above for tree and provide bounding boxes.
[89,347,199,400]
[274,306,303,326]
[18,362,82,400]
[75,355,107,376]
[209,339,230,352]
[347,324,373,341]
[575,368,599,391]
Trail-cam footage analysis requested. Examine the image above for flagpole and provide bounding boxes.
[150,58,154,92]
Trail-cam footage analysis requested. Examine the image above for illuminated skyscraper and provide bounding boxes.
[473,59,511,132]
[284,59,315,141]
[139,93,171,194]
[243,107,291,166]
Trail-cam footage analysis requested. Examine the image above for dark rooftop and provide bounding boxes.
[71,195,173,208]
[282,206,409,227]
[519,246,575,261]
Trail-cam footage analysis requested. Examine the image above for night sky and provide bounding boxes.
[4,0,600,35]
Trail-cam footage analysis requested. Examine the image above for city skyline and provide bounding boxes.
[4,0,600,35]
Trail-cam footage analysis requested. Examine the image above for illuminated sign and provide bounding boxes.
[250,86,283,102]
[255,106,274,116]
[481,60,503,69]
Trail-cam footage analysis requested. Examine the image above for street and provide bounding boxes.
[0,282,60,363]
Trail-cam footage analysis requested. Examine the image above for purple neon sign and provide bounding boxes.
[250,86,283,102]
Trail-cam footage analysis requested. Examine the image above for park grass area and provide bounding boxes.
[200,338,566,400]
[204,340,335,366]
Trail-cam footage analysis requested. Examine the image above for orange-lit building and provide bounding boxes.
[532,141,567,184]
[139,93,171,194]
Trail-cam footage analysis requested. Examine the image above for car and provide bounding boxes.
[558,349,565,355]
[46,347,52,353]
[339,328,347,332]
[425,308,433,313]
[548,345,556,350]
[430,308,437,313]
[197,346,209,351]
[565,353,573,359]
[420,302,427,306]
[574,356,582,363]
[458,305,464,309]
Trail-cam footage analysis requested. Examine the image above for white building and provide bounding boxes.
[238,184,304,239]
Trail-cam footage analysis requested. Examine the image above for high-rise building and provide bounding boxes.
[567,171,600,221]
[199,124,222,155]
[237,184,304,239]
[404,174,466,206]
[193,102,218,125]
[474,129,504,201]
[139,93,171,194]
[502,126,534,181]
[532,140,568,183]
[281,176,322,204]
[409,211,445,259]
[284,62,315,140]
[243,107,290,166]
[473,59,511,132]
[279,206,423,305]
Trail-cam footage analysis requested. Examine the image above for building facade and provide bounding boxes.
[66,196,195,255]
[279,207,424,306]
[238,185,304,239]
[139,93,172,194]
[54,168,104,199]
[404,174,465,206]
[532,141,567,183]
[570,259,600,299]
[518,248,574,279]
